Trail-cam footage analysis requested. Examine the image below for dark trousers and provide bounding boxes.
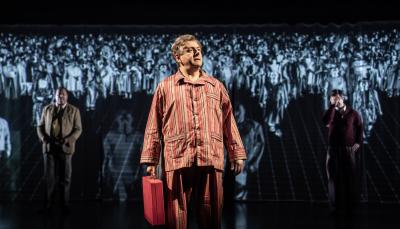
[43,150,72,207]
[326,146,360,213]
[0,151,12,200]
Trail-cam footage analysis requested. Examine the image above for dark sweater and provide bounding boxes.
[322,105,363,147]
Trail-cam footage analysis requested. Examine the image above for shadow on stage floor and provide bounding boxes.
[0,201,399,229]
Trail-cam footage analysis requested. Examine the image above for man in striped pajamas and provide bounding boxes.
[140,34,247,229]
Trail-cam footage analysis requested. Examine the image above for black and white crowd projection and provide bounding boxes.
[1,24,400,203]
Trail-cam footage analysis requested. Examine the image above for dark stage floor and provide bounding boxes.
[0,201,399,229]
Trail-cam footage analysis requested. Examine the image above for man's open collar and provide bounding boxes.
[174,70,216,86]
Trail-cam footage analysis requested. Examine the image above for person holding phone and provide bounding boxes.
[323,89,363,216]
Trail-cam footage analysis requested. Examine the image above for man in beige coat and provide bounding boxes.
[37,87,82,213]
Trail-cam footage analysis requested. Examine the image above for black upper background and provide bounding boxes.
[0,0,399,25]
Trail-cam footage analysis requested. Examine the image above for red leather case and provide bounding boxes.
[142,176,165,225]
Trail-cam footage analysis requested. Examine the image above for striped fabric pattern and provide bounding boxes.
[165,167,223,229]
[140,70,247,171]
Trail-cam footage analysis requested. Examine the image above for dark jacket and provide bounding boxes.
[322,105,363,146]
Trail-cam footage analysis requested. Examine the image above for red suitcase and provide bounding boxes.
[142,176,165,225]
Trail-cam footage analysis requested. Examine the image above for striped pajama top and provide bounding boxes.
[140,70,246,171]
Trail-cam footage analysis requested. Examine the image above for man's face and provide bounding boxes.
[145,61,152,69]
[360,80,369,91]
[277,54,283,62]
[392,55,398,63]
[176,40,202,68]
[55,89,68,106]
[331,67,339,77]
[160,64,167,71]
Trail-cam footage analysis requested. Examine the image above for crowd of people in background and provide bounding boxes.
[1,29,399,139]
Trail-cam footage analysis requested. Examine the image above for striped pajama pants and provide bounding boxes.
[165,166,223,229]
